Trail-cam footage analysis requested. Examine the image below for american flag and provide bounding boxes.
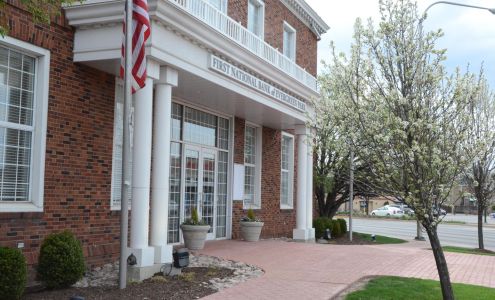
[120,0,151,94]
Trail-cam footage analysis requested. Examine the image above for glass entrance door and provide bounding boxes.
[183,145,217,240]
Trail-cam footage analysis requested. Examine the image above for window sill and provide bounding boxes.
[0,202,43,213]
[243,204,261,210]
[280,205,294,210]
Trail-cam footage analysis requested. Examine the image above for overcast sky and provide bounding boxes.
[306,0,495,87]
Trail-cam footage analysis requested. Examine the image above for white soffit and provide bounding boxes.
[281,0,329,37]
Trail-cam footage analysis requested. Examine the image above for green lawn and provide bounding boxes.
[443,246,495,256]
[353,232,407,244]
[346,276,495,300]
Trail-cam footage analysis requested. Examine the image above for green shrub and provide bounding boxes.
[0,247,26,299]
[37,231,85,289]
[331,219,342,237]
[338,219,347,234]
[313,217,333,239]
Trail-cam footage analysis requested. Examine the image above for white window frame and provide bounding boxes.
[280,132,294,209]
[243,122,262,209]
[110,79,132,210]
[247,0,265,38]
[283,21,297,62]
[0,36,50,213]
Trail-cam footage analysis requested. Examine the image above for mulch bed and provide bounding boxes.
[23,267,234,300]
[323,232,376,245]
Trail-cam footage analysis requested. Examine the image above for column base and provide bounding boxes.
[128,246,155,268]
[153,244,173,264]
[307,228,315,240]
[127,263,182,282]
[293,228,311,241]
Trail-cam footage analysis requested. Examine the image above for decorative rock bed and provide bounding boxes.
[73,254,264,291]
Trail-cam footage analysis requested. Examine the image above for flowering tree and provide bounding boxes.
[322,1,481,299]
[464,75,495,250]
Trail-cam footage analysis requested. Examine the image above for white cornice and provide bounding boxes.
[280,0,329,37]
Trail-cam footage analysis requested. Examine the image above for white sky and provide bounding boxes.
[306,0,495,87]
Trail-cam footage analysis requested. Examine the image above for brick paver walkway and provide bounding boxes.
[198,239,495,300]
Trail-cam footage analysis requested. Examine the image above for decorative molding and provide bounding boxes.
[280,0,329,37]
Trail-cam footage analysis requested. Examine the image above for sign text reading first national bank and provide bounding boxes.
[210,55,306,112]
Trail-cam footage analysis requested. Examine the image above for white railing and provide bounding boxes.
[170,0,318,92]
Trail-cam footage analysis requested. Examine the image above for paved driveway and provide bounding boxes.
[199,240,495,300]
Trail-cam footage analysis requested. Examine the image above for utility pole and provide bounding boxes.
[349,149,354,242]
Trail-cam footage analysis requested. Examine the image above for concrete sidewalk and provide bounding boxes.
[198,239,495,300]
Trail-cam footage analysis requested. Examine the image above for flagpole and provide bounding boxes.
[119,0,133,290]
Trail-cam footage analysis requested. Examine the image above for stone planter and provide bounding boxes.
[180,224,210,250]
[240,221,264,242]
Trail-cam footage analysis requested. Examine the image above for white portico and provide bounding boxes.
[65,0,327,277]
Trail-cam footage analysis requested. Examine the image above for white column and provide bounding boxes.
[151,67,178,264]
[306,140,315,240]
[293,125,309,240]
[129,76,155,267]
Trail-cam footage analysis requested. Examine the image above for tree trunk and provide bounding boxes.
[425,226,455,300]
[478,204,484,250]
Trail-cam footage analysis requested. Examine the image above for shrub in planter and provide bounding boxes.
[37,231,85,289]
[313,217,333,239]
[0,247,26,300]
[181,207,210,250]
[338,219,347,234]
[240,209,264,242]
[331,219,342,237]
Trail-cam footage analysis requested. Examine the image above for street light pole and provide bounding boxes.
[425,1,495,15]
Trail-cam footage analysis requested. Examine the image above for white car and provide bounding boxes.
[371,206,404,217]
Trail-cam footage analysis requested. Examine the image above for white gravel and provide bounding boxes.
[189,254,264,291]
[73,254,264,291]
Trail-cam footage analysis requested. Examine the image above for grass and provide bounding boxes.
[353,232,407,244]
[346,276,495,300]
[442,220,466,225]
[443,246,495,256]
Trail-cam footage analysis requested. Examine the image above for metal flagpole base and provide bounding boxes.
[414,236,426,241]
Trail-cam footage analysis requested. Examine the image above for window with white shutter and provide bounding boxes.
[110,80,132,210]
[0,37,49,212]
[280,132,294,209]
[244,123,261,209]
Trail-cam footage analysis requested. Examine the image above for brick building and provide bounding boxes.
[1,0,328,277]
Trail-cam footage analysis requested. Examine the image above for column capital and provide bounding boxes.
[156,66,178,87]
[295,124,309,135]
[146,58,161,80]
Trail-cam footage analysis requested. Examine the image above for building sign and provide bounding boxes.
[209,55,306,112]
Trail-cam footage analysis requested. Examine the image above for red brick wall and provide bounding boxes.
[228,0,318,76]
[232,117,298,239]
[0,4,119,268]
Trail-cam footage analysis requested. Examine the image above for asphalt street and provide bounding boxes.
[345,217,495,251]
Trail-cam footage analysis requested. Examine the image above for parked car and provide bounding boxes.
[371,206,404,217]
[432,207,447,217]
[390,204,415,216]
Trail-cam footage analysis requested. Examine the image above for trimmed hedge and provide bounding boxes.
[331,219,341,237]
[37,231,85,289]
[338,218,347,234]
[313,217,333,239]
[0,247,26,300]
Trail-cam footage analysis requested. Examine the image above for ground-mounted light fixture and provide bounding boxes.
[371,234,376,242]
[324,228,331,240]
[127,253,137,266]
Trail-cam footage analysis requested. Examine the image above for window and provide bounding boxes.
[283,22,296,61]
[0,37,49,212]
[110,80,132,210]
[280,132,294,208]
[206,0,227,13]
[244,124,261,208]
[247,0,264,38]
